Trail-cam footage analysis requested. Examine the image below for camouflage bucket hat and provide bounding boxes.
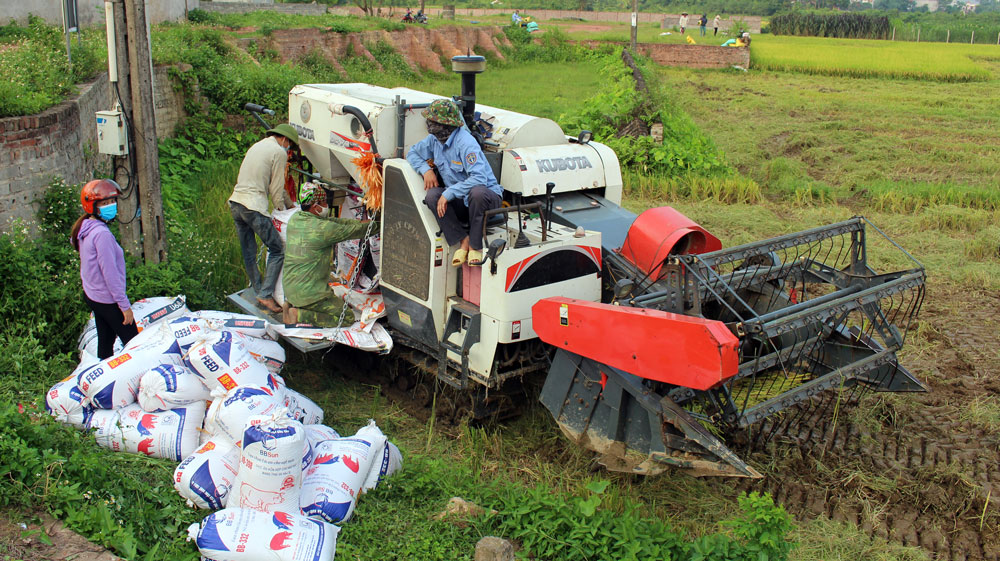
[422,99,465,127]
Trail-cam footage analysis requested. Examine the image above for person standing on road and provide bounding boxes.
[679,12,689,34]
[713,14,722,36]
[699,14,708,36]
[71,179,138,360]
[228,123,299,314]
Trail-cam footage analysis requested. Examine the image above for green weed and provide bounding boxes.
[0,15,107,116]
[963,227,1000,262]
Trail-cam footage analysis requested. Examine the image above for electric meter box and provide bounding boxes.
[96,110,128,156]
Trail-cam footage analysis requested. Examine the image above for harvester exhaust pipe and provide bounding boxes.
[451,54,486,130]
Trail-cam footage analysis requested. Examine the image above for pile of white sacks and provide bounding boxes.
[44,296,402,561]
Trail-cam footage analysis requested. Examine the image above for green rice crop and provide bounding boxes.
[750,35,995,82]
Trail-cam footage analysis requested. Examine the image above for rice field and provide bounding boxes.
[750,35,1000,81]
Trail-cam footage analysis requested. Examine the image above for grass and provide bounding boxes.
[750,35,998,82]
[416,58,606,122]
[664,62,1000,202]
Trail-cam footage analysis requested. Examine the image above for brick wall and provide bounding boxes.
[575,41,749,69]
[0,66,193,232]
[639,43,750,69]
[0,73,111,231]
[198,2,326,15]
[260,26,510,74]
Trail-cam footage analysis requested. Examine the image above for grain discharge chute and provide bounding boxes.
[230,55,926,478]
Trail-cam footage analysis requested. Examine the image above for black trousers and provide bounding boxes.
[84,293,139,360]
[423,186,501,251]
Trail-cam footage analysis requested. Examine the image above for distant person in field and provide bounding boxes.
[713,14,721,36]
[512,9,522,25]
[678,12,688,34]
[699,14,708,36]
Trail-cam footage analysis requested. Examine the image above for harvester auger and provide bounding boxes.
[230,55,927,479]
[535,215,926,477]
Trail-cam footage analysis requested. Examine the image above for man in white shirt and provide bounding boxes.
[228,123,298,314]
[679,12,689,34]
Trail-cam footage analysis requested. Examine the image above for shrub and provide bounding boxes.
[0,15,107,117]
[559,54,728,178]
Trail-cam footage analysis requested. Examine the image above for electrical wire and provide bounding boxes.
[112,79,140,225]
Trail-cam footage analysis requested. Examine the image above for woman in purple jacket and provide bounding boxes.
[71,179,137,359]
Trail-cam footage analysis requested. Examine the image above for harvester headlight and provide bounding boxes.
[578,130,593,144]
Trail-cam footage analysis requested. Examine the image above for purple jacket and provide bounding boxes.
[77,219,131,310]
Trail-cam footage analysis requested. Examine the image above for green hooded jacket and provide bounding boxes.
[283,211,375,308]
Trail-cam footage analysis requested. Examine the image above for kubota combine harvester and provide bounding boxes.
[231,55,926,478]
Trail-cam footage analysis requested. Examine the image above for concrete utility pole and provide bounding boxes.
[630,0,638,52]
[109,0,167,263]
[108,0,141,256]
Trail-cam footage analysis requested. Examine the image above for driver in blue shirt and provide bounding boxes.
[406,99,502,267]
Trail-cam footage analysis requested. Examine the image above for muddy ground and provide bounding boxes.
[729,283,1000,560]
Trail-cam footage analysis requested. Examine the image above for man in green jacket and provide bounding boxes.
[282,190,377,327]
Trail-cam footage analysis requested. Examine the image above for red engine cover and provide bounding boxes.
[532,297,739,390]
[618,206,722,280]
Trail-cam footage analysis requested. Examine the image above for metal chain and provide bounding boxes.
[333,204,381,331]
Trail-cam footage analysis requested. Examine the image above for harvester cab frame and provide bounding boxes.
[230,55,927,478]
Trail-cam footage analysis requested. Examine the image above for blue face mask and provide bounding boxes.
[98,203,118,222]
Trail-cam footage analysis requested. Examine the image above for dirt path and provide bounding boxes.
[0,509,122,561]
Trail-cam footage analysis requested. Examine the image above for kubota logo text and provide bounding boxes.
[536,156,592,173]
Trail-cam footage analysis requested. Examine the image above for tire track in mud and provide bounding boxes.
[729,287,1000,560]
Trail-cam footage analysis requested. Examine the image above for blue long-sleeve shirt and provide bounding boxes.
[405,128,502,205]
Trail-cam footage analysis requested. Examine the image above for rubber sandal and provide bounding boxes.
[467,249,484,267]
[451,248,468,267]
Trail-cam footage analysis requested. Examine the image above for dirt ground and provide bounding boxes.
[0,509,121,561]
[728,282,1000,560]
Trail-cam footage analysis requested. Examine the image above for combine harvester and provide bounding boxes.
[231,55,926,478]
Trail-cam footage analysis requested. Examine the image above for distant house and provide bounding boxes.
[913,0,939,10]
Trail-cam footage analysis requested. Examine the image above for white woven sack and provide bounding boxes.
[174,437,241,510]
[186,332,275,394]
[299,420,386,524]
[304,425,341,447]
[45,373,93,429]
[77,333,182,410]
[362,440,403,492]
[92,402,206,461]
[230,412,305,514]
[192,310,272,339]
[204,386,285,444]
[131,295,189,331]
[282,388,323,425]
[138,363,211,412]
[187,508,338,561]
[232,332,286,374]
[270,208,299,307]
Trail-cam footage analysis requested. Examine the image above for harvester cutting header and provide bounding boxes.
[231,55,926,478]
